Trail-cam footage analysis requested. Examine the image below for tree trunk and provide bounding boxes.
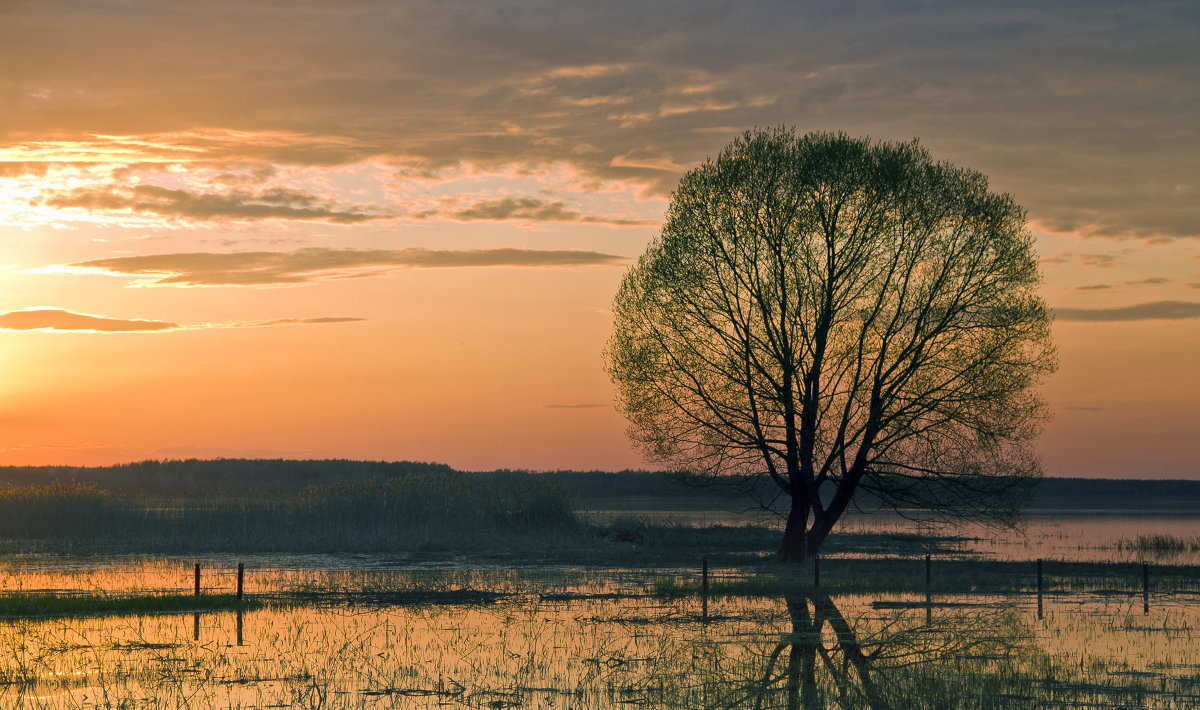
[778,494,809,562]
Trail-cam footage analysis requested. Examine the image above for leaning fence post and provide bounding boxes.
[194,563,201,597]
[237,563,245,601]
[701,557,709,623]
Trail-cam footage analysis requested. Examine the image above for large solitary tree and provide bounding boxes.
[606,129,1057,562]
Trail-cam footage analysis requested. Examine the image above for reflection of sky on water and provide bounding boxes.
[585,508,1200,564]
[847,513,1200,564]
[3,589,1199,708]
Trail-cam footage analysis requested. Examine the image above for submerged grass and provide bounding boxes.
[0,585,510,620]
[3,586,1199,709]
[0,592,261,618]
[1116,533,1200,554]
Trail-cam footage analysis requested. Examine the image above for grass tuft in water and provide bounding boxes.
[0,592,260,618]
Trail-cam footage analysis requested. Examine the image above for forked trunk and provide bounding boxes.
[780,500,836,564]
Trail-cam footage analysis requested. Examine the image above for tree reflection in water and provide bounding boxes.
[717,592,1031,709]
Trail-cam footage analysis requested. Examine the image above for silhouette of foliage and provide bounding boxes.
[607,129,1057,561]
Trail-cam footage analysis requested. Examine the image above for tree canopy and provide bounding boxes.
[606,129,1057,562]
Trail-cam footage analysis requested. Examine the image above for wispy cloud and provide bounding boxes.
[1078,253,1122,268]
[0,308,365,332]
[0,161,53,177]
[69,247,629,286]
[42,185,380,224]
[1075,284,1111,291]
[1054,301,1200,322]
[252,317,365,327]
[431,196,653,226]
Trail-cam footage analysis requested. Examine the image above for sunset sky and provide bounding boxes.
[1,1,1197,478]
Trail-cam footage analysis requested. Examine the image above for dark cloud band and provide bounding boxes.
[3,2,1196,240]
[43,185,379,224]
[438,197,654,226]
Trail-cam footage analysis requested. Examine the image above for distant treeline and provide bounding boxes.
[0,472,577,555]
[0,459,454,494]
[1028,477,1200,512]
[1,459,1197,512]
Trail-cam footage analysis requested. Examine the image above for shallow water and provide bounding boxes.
[843,512,1200,564]
[3,512,1200,707]
[3,587,1200,708]
[590,507,1200,564]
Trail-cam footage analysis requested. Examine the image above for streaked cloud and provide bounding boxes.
[0,308,365,332]
[69,248,629,286]
[0,308,177,332]
[1075,284,1111,291]
[42,184,379,224]
[1054,301,1200,322]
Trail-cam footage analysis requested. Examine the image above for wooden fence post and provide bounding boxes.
[237,563,244,601]
[1143,562,1150,614]
[194,563,201,596]
[813,555,820,588]
[1037,558,1043,620]
[701,557,709,623]
[924,554,933,624]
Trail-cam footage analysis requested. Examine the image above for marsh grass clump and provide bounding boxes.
[1116,533,1200,554]
[596,517,778,552]
[0,592,260,618]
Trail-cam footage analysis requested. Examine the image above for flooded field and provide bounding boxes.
[0,557,1198,708]
[3,584,1200,708]
[2,509,1200,708]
